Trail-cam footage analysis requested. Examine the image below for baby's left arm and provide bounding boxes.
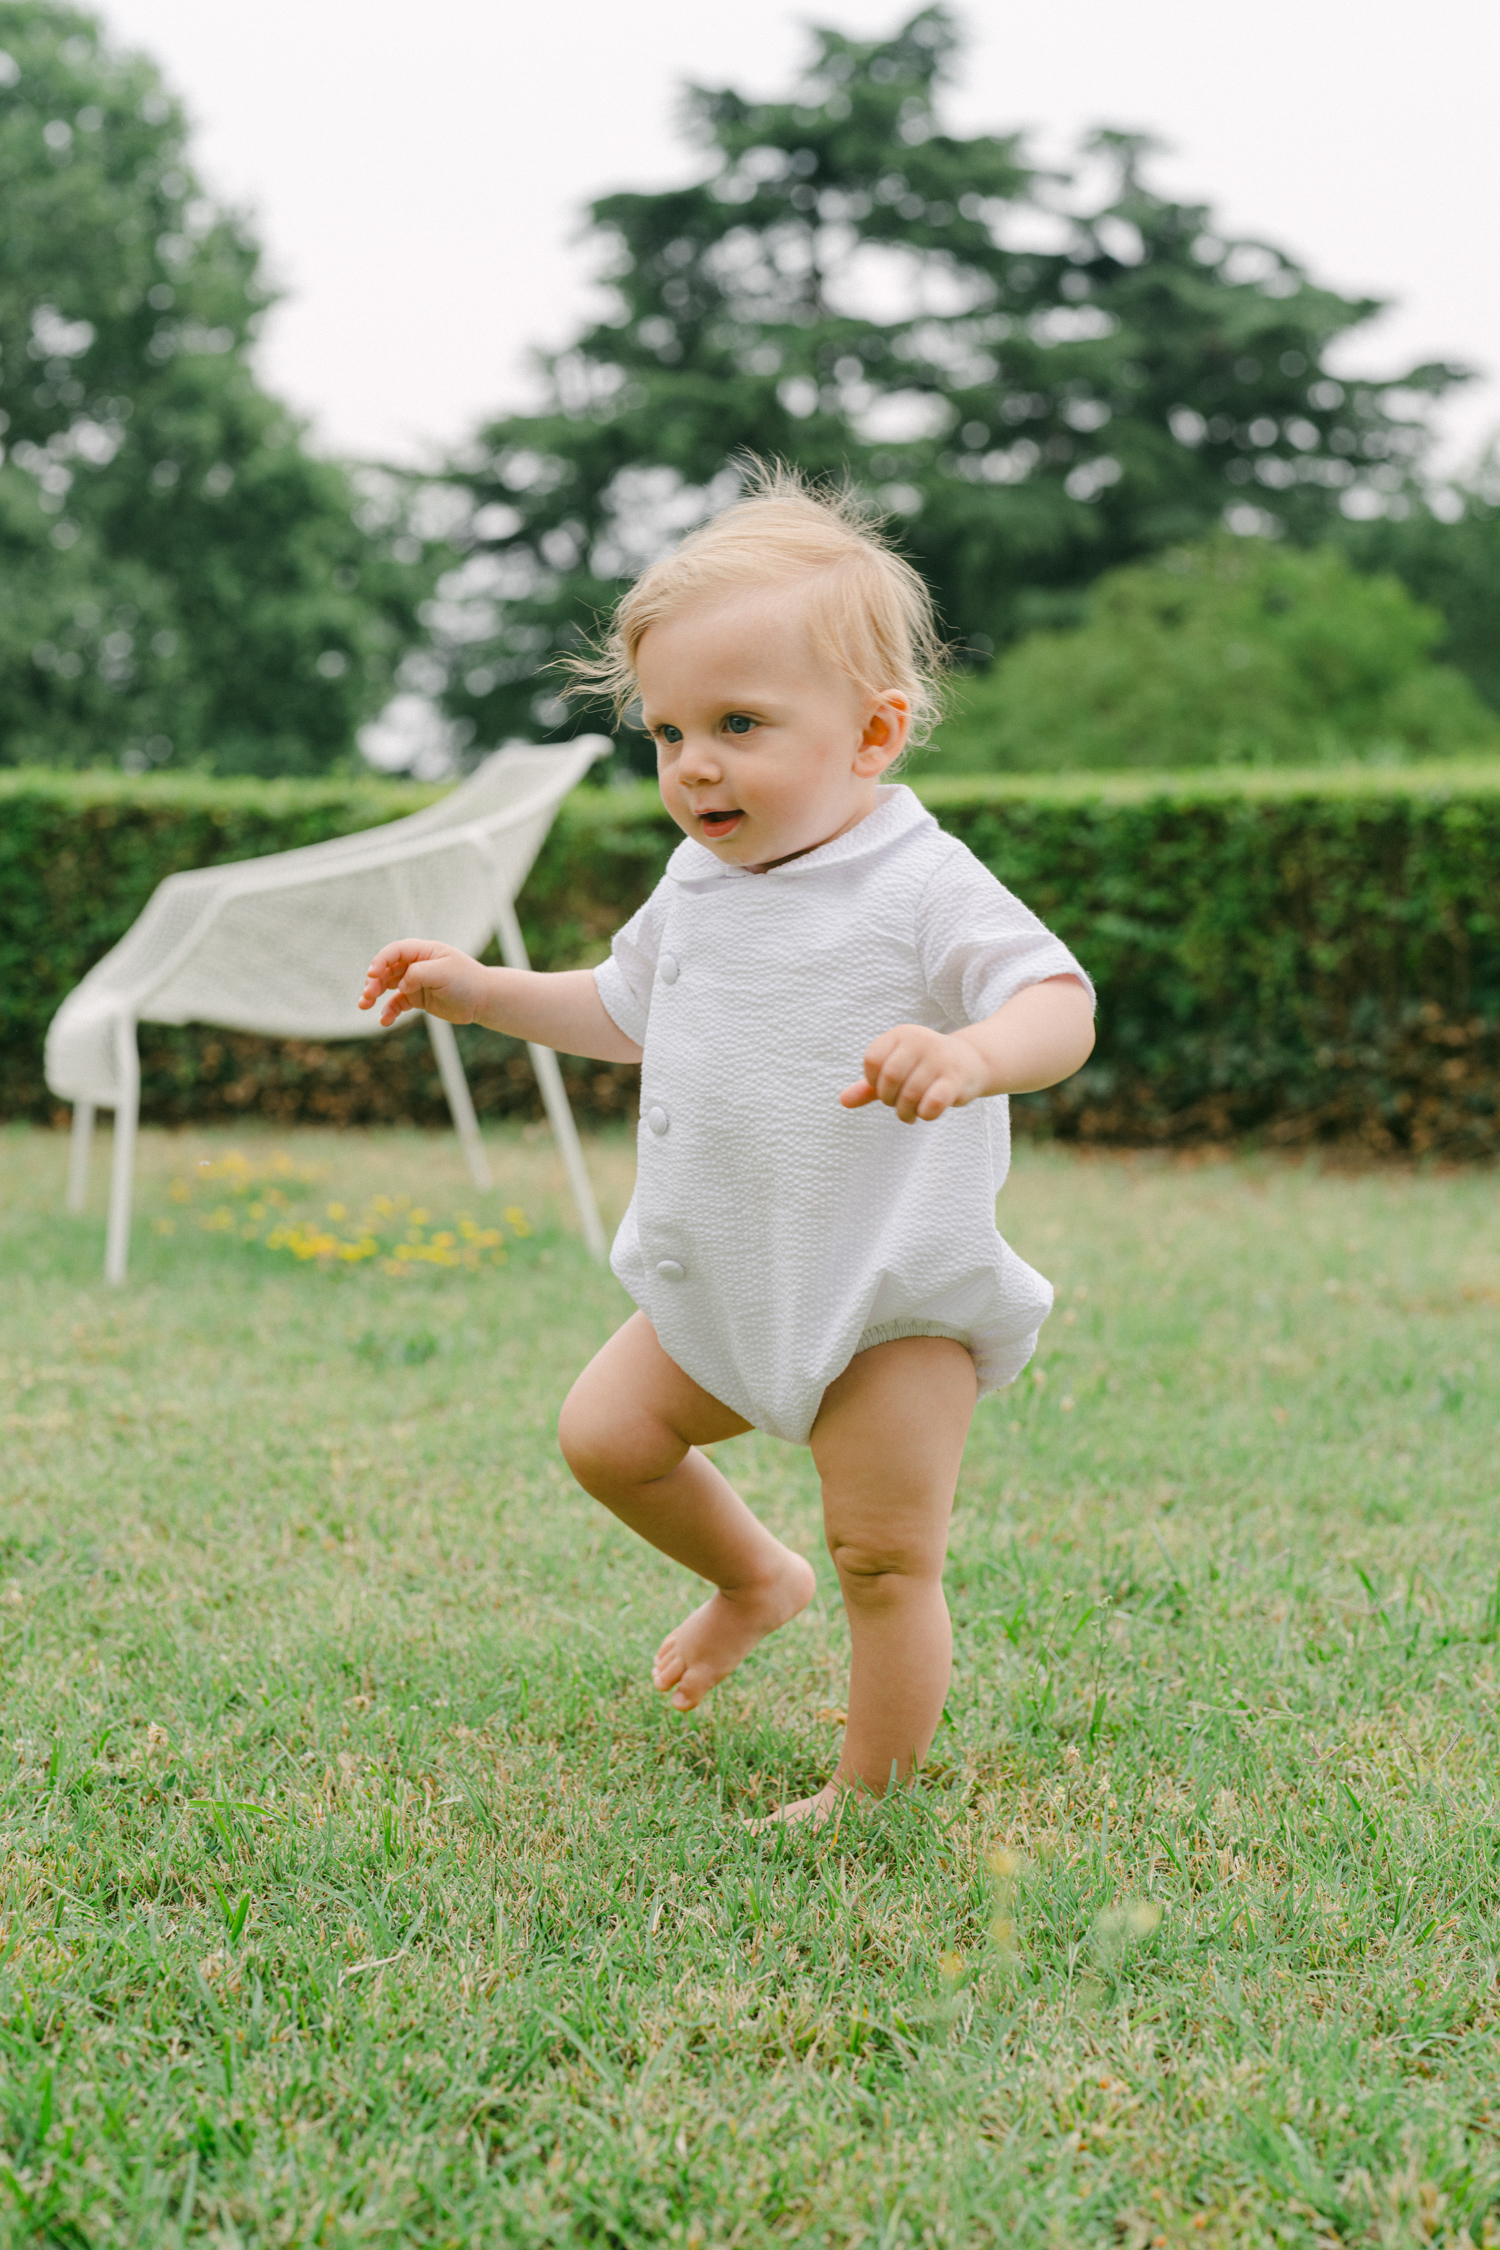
[840,976,1095,1125]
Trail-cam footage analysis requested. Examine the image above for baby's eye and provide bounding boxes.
[656,724,683,746]
[723,713,757,736]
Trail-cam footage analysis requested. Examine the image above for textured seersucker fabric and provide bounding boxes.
[594,784,1093,1444]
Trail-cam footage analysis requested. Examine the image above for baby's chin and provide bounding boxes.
[703,822,808,871]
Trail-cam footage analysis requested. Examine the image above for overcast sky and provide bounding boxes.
[98,0,1499,481]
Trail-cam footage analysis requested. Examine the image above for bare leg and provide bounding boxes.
[755,1334,977,1828]
[559,1313,815,1710]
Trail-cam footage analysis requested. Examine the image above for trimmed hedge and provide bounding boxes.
[4,761,1499,1155]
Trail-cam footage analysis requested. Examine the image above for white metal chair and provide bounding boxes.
[45,739,612,1282]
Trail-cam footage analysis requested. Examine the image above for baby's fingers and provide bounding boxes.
[889,1054,967,1122]
[839,1079,879,1108]
[375,986,416,1029]
[892,1068,945,1123]
[359,941,420,1010]
[874,1045,935,1116]
[912,1074,962,1122]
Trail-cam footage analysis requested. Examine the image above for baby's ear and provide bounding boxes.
[856,693,911,773]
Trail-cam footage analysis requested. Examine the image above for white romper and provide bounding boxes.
[593,784,1094,1445]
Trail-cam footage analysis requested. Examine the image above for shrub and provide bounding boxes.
[4,761,1498,1156]
[937,541,1500,773]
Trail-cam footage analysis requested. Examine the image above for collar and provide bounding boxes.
[664,783,934,887]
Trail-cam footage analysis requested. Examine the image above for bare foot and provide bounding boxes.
[652,1547,815,1712]
[744,1780,843,1833]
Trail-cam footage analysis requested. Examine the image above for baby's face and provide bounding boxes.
[636,587,908,871]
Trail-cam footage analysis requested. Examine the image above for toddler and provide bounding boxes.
[359,474,1094,1825]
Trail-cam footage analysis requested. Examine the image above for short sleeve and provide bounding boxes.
[593,881,670,1049]
[916,838,1094,1028]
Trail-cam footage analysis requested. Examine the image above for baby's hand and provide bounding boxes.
[358,940,489,1028]
[840,1024,987,1124]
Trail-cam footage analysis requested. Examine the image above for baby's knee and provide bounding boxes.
[557,1382,682,1496]
[828,1534,938,1604]
[557,1385,613,1489]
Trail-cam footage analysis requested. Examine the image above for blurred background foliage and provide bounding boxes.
[0,0,1497,780]
[1339,478,1500,720]
[938,540,1500,773]
[0,0,435,775]
[437,5,1497,776]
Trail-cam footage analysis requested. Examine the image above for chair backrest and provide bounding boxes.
[51,738,609,1046]
[121,741,608,913]
[196,741,608,875]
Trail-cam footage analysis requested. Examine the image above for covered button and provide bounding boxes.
[656,1259,685,1281]
[658,953,680,985]
[646,1105,670,1136]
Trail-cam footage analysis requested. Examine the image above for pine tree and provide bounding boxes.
[439,5,1463,765]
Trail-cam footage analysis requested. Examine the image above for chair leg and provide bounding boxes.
[426,1015,492,1191]
[104,1019,140,1287]
[492,898,608,1262]
[66,1101,95,1213]
[527,1044,609,1263]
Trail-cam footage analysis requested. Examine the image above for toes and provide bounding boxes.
[745,1786,839,1831]
[653,1638,685,1690]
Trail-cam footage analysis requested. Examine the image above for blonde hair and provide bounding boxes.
[562,464,948,745]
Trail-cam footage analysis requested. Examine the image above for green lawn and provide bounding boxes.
[1,1120,1498,2248]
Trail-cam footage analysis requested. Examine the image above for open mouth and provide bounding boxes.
[697,809,744,840]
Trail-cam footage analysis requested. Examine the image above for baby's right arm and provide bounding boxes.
[358,941,643,1064]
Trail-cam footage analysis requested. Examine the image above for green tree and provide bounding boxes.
[1337,463,1500,715]
[0,0,430,773]
[438,5,1464,769]
[936,537,1498,772]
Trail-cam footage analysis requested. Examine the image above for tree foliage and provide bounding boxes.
[0,0,430,773]
[937,539,1498,772]
[1338,466,1500,717]
[437,5,1464,767]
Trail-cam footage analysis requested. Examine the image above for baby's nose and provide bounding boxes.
[677,734,722,779]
